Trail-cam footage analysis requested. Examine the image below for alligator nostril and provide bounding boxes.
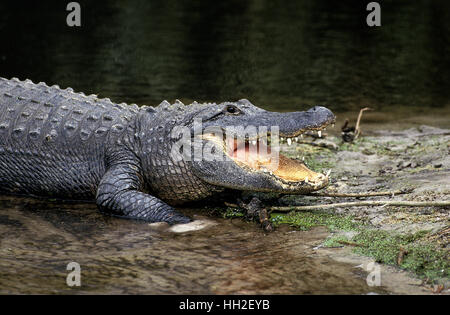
[310,106,331,113]
[309,106,322,112]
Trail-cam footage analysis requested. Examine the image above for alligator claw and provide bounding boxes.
[238,197,274,232]
[168,219,217,233]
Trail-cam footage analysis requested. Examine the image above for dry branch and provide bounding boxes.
[270,200,450,212]
[355,107,372,139]
[307,189,412,198]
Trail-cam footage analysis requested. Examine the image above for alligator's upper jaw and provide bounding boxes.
[264,105,336,137]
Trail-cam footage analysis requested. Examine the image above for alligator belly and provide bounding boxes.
[0,150,99,199]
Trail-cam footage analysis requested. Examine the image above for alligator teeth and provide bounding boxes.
[294,137,298,142]
[332,124,335,128]
[302,156,305,161]
[287,138,292,146]
[326,169,331,177]
[305,177,309,183]
[300,134,303,138]
[318,130,322,138]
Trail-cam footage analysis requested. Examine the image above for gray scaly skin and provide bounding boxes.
[0,77,335,225]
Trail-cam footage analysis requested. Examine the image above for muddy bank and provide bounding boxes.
[272,124,449,293]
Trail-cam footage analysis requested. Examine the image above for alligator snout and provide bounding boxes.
[306,105,335,121]
[273,105,335,137]
[308,105,333,114]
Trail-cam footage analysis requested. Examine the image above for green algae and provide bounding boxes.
[270,211,362,232]
[351,229,449,282]
[277,211,450,283]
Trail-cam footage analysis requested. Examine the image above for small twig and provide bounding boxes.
[354,107,372,139]
[397,247,409,265]
[307,189,412,198]
[259,207,273,232]
[270,200,450,212]
[337,240,365,247]
[296,140,338,150]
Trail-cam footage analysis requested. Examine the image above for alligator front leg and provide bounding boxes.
[96,161,191,224]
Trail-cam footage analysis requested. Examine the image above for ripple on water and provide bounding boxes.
[0,196,386,294]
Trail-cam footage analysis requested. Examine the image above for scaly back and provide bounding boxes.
[0,77,138,199]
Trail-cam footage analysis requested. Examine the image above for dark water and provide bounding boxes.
[0,1,447,294]
[0,0,449,113]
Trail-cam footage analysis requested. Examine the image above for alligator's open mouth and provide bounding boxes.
[200,120,334,190]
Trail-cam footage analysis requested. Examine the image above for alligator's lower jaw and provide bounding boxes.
[230,151,329,191]
[223,130,331,191]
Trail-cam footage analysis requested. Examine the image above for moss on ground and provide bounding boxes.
[271,211,362,231]
[303,156,335,174]
[352,229,449,282]
[322,235,353,247]
[272,210,449,283]
[222,207,245,219]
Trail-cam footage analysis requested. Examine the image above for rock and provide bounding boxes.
[168,219,217,233]
[401,161,411,168]
[362,148,375,155]
[315,139,339,150]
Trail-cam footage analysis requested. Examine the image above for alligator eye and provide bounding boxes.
[225,105,240,115]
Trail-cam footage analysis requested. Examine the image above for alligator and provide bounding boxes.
[0,77,335,225]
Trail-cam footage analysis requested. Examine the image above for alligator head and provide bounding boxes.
[138,99,335,202]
